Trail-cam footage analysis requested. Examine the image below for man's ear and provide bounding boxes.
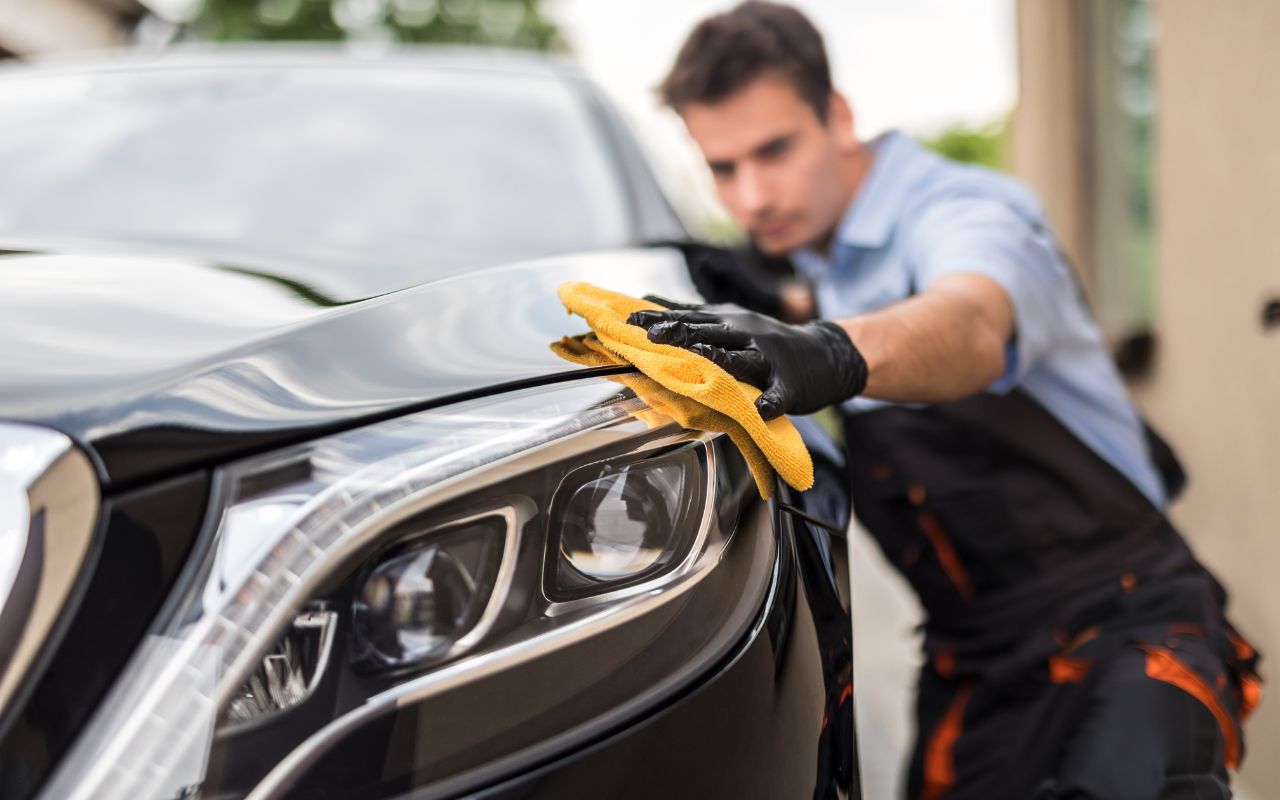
[828,91,857,150]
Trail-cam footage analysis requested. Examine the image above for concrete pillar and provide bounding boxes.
[1142,0,1280,790]
[1011,0,1089,282]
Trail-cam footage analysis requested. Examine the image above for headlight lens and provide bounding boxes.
[550,447,700,598]
[351,513,506,671]
[40,380,763,800]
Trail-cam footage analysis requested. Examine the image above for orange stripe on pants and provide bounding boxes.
[917,511,975,601]
[921,684,972,800]
[1140,645,1241,769]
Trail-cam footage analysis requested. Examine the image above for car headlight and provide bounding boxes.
[41,379,773,800]
[548,448,702,599]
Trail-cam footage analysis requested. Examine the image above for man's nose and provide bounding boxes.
[734,164,771,217]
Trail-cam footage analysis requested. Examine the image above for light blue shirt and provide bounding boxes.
[792,131,1166,507]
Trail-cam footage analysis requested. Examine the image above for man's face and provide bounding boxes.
[680,73,852,255]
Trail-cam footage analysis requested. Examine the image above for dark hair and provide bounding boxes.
[659,2,833,123]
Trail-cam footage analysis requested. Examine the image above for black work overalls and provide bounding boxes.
[842,390,1262,799]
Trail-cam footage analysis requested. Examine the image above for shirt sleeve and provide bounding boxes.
[904,195,1076,392]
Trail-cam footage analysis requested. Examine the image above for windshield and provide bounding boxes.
[0,61,634,299]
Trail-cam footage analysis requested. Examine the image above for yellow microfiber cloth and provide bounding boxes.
[551,281,814,498]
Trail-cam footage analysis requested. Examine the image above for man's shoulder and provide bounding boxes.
[887,156,1053,255]
[834,133,1054,256]
[904,155,1046,224]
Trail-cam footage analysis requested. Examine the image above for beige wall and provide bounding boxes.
[1016,0,1280,791]
[1141,0,1280,788]
[1011,0,1089,275]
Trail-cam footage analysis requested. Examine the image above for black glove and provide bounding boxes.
[628,301,868,420]
[683,244,785,318]
[656,241,800,319]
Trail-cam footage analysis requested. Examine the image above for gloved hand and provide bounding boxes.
[654,242,794,319]
[628,300,868,420]
[681,243,786,319]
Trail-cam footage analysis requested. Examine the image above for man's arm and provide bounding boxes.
[838,272,1015,404]
[629,199,1059,420]
[629,271,1017,419]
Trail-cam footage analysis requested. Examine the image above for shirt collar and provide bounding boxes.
[791,130,927,274]
[837,130,920,247]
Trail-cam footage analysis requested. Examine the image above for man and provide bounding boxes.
[630,3,1262,798]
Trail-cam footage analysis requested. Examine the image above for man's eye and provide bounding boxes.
[759,140,790,160]
[709,162,735,178]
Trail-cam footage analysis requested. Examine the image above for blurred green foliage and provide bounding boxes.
[921,117,1009,171]
[188,0,563,50]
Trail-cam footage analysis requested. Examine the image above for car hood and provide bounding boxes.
[0,245,698,488]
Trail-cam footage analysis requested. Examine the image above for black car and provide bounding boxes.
[0,48,856,800]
